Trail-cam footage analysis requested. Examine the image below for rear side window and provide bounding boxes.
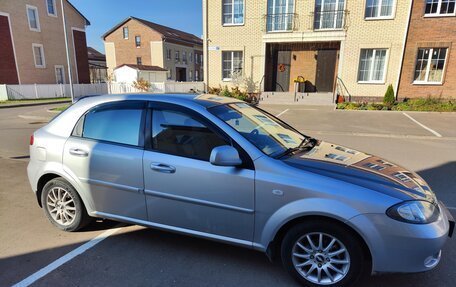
[81,102,144,146]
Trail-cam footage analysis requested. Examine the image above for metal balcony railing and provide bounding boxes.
[264,13,299,32]
[312,10,348,30]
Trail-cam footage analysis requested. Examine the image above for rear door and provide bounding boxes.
[63,101,147,220]
[315,49,338,92]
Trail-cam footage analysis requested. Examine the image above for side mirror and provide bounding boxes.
[210,145,242,167]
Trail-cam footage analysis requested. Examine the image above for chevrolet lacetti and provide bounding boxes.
[27,94,454,287]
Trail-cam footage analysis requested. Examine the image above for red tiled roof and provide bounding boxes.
[114,64,168,72]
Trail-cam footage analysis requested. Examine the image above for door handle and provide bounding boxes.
[150,163,176,173]
[69,148,89,157]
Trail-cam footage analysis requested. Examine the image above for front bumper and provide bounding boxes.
[349,201,453,274]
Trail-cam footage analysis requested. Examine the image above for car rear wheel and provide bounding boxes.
[281,220,366,287]
[41,177,91,231]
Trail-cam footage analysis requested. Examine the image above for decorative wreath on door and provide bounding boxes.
[278,64,286,72]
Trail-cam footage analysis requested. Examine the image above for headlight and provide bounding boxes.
[387,200,440,224]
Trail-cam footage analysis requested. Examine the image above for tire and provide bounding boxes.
[41,177,91,231]
[280,220,366,287]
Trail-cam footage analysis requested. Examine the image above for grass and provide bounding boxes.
[50,105,70,112]
[337,98,456,112]
[0,97,70,105]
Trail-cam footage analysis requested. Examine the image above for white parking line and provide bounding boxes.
[402,112,442,138]
[276,109,290,117]
[12,226,123,287]
[448,206,456,210]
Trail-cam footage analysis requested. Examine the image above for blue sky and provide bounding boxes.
[70,0,202,53]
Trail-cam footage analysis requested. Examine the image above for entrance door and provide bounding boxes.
[315,50,337,92]
[176,67,186,81]
[275,50,291,92]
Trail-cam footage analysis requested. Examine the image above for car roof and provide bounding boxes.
[77,93,243,108]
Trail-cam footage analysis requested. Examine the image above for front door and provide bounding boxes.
[63,101,147,220]
[176,67,187,81]
[143,104,255,241]
[275,50,291,92]
[315,49,338,92]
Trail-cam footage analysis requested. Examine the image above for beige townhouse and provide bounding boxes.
[103,16,204,82]
[0,0,90,84]
[203,0,412,102]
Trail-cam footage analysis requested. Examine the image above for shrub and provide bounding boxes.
[132,78,151,92]
[383,84,395,108]
[219,86,231,98]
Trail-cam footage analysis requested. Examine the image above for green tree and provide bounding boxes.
[383,84,395,108]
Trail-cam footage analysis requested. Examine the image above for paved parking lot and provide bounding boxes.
[0,103,455,287]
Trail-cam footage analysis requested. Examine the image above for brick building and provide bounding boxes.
[398,0,456,99]
[103,16,203,82]
[0,0,90,84]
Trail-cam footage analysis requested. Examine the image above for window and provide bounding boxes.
[32,44,45,68]
[223,0,244,25]
[365,0,395,19]
[46,0,57,16]
[166,48,172,60]
[425,0,455,16]
[195,70,199,81]
[123,27,129,39]
[189,52,193,62]
[267,0,295,31]
[222,51,243,80]
[189,70,193,80]
[175,51,180,62]
[357,49,387,83]
[152,109,228,161]
[314,0,345,30]
[82,102,144,146]
[195,53,199,64]
[200,54,203,65]
[414,48,448,84]
[55,65,65,84]
[135,36,141,47]
[183,51,187,64]
[27,5,40,32]
[136,57,142,65]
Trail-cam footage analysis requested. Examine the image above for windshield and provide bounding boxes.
[209,103,306,157]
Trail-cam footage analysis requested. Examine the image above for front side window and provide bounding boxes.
[135,36,141,47]
[414,48,448,84]
[425,0,455,16]
[209,103,305,157]
[222,51,243,80]
[152,109,228,161]
[27,5,40,31]
[357,48,388,83]
[47,0,57,16]
[223,0,244,25]
[33,44,45,68]
[365,0,395,19]
[82,102,144,146]
[123,27,129,39]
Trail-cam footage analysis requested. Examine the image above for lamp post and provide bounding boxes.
[60,0,74,103]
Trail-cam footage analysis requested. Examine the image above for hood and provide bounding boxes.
[283,141,435,202]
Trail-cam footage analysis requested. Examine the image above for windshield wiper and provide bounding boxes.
[274,137,316,159]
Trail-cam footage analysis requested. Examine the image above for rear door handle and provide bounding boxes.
[69,148,89,157]
[150,163,176,174]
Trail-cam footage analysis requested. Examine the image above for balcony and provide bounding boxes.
[312,10,348,31]
[264,13,299,32]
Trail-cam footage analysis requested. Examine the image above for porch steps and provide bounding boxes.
[259,92,335,105]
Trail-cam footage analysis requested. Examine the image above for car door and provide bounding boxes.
[143,103,255,241]
[63,101,148,220]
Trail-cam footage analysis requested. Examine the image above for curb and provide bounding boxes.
[0,100,71,109]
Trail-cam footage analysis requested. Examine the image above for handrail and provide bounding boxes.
[336,76,351,102]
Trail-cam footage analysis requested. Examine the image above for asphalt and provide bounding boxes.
[0,103,455,287]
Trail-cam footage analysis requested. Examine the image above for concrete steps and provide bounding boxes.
[260,92,335,105]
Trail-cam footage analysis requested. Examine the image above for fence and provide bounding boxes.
[4,82,206,100]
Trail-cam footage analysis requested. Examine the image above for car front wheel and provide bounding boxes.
[281,220,366,287]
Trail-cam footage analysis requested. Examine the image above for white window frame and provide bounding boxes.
[46,0,57,17]
[166,48,172,60]
[54,65,65,84]
[222,51,243,81]
[357,48,389,84]
[364,0,396,20]
[183,51,187,64]
[195,70,199,81]
[135,35,141,48]
[424,0,456,17]
[123,27,129,39]
[222,0,245,26]
[32,43,46,68]
[315,0,346,30]
[26,5,41,32]
[267,0,296,32]
[189,70,193,81]
[175,51,180,63]
[413,47,448,85]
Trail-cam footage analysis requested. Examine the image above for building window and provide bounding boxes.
[365,0,395,19]
[123,27,129,39]
[425,0,455,16]
[166,48,172,60]
[175,51,180,62]
[135,36,141,47]
[195,70,199,81]
[183,51,187,64]
[223,0,244,25]
[32,44,46,68]
[55,65,65,84]
[267,0,295,31]
[47,0,57,16]
[222,51,243,80]
[200,54,203,65]
[27,5,40,32]
[189,70,193,81]
[189,52,193,62]
[314,0,345,30]
[357,49,388,83]
[414,48,448,84]
[136,57,142,65]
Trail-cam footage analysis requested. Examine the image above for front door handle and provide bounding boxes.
[150,163,176,173]
[69,148,89,157]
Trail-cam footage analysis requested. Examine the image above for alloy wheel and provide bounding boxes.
[46,187,77,226]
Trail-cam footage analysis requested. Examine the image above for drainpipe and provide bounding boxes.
[395,0,414,101]
[61,0,74,103]
[203,0,209,92]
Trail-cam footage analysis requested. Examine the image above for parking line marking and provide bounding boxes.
[448,206,456,210]
[276,109,290,117]
[402,112,442,138]
[12,226,122,287]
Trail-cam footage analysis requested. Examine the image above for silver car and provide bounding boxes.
[27,94,454,287]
